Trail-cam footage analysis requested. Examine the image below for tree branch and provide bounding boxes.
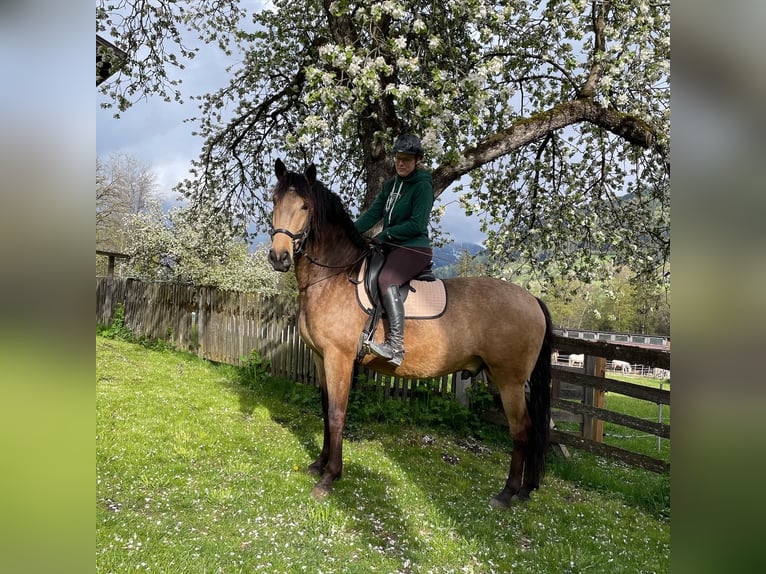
[431,99,656,196]
[578,0,611,99]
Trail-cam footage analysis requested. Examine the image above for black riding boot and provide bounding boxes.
[368,285,405,367]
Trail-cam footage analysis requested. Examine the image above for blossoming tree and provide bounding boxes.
[98,0,669,285]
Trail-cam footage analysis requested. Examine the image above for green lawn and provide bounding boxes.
[97,336,669,573]
[602,373,670,461]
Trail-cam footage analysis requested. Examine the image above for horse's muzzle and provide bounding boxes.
[268,248,292,272]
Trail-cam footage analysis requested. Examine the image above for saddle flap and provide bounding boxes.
[365,246,386,306]
[355,257,447,320]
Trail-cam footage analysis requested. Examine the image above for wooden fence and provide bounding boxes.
[97,277,670,473]
[97,276,302,368]
[550,338,669,473]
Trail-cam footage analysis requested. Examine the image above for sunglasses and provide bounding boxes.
[394,154,417,163]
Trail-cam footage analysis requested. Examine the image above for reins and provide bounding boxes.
[296,245,368,291]
[304,250,368,270]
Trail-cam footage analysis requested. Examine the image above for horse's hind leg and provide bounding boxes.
[490,381,533,508]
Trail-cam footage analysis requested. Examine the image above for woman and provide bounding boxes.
[354,133,434,367]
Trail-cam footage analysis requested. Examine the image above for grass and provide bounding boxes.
[97,336,669,573]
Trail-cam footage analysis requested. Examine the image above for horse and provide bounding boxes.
[266,160,553,507]
[568,353,584,368]
[612,359,632,374]
[653,367,670,379]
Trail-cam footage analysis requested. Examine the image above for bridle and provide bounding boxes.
[269,208,368,271]
[270,224,310,257]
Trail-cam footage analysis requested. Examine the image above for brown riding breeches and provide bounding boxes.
[378,246,433,292]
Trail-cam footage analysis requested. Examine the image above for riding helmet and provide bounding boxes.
[392,133,424,157]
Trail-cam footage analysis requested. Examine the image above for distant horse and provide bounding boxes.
[612,359,632,374]
[653,367,670,379]
[568,353,584,368]
[267,160,553,507]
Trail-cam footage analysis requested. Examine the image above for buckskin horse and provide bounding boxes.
[266,160,553,507]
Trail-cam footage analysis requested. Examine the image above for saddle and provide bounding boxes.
[355,246,447,361]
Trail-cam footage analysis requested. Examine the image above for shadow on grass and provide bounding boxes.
[330,462,430,559]
[222,368,669,523]
[211,370,671,574]
[224,371,325,462]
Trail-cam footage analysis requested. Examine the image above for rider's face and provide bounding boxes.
[394,154,417,177]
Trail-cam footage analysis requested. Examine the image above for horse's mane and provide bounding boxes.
[311,180,368,250]
[275,169,368,251]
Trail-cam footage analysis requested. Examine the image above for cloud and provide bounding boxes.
[153,157,194,203]
[435,188,487,246]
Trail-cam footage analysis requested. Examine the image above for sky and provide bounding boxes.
[96,25,487,247]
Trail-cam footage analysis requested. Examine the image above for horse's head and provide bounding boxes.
[268,159,317,272]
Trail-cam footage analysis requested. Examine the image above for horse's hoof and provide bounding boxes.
[311,484,331,500]
[514,487,533,503]
[491,488,531,508]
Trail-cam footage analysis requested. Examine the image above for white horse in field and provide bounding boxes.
[612,359,632,374]
[568,353,584,368]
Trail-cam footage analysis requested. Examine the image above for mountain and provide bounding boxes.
[431,242,485,269]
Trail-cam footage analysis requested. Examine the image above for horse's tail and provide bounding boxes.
[527,297,553,488]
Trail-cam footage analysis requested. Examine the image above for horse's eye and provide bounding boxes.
[301,203,308,211]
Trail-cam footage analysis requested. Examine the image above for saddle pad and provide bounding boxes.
[355,259,447,319]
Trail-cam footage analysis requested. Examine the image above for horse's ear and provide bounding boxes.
[275,158,287,180]
[305,164,317,185]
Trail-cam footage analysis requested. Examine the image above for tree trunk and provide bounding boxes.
[359,96,400,210]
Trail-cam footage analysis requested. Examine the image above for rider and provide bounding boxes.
[354,133,434,367]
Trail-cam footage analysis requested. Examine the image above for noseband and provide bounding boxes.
[270,224,309,256]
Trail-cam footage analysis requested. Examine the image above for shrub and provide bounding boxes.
[98,304,133,341]
[238,350,271,389]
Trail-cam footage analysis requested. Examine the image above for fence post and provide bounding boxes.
[104,273,114,325]
[583,354,606,442]
[454,371,470,407]
[658,381,663,452]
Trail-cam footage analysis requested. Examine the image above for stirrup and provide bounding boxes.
[387,350,403,367]
[367,340,394,360]
[367,340,403,366]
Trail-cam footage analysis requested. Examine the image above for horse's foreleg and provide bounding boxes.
[310,355,352,499]
[307,370,330,477]
[311,403,345,499]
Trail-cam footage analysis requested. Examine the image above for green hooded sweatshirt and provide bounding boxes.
[354,168,434,248]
